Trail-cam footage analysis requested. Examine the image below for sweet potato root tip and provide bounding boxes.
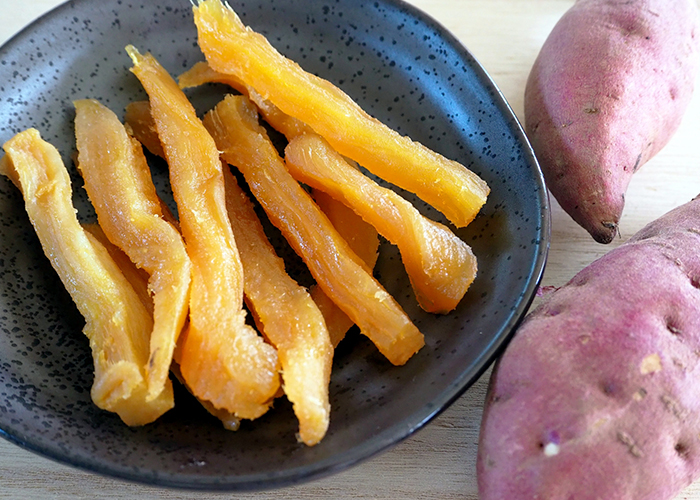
[524,0,700,242]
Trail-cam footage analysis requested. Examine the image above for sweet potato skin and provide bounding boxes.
[477,194,700,499]
[524,0,700,243]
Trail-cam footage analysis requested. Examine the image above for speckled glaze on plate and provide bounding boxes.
[0,0,549,491]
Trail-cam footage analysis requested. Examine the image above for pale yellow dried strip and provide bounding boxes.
[0,129,173,425]
[75,99,192,401]
[86,220,241,433]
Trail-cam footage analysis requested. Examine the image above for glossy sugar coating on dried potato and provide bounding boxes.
[524,0,700,243]
[478,194,700,499]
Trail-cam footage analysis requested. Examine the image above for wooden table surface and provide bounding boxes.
[1,0,700,498]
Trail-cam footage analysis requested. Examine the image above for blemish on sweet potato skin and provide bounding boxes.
[640,353,662,374]
[617,430,644,458]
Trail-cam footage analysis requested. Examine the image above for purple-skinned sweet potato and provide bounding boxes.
[478,194,700,499]
[524,0,700,243]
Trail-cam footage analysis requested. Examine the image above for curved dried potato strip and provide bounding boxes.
[124,96,337,430]
[310,190,380,347]
[87,220,241,435]
[122,100,332,436]
[203,95,424,366]
[222,168,332,445]
[126,45,280,419]
[286,134,477,314]
[179,64,380,342]
[0,129,173,425]
[193,0,489,228]
[147,70,379,348]
[75,98,192,401]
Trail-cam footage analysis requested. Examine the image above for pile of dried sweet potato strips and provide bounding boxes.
[0,0,489,445]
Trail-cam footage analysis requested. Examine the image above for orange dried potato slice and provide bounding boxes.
[179,63,382,343]
[286,133,477,314]
[309,190,379,348]
[222,168,333,445]
[178,61,314,139]
[122,102,330,440]
[0,129,173,426]
[203,94,424,366]
[125,99,332,441]
[192,0,489,228]
[126,45,280,419]
[74,98,192,401]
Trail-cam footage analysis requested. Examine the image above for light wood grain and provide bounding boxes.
[1,0,700,498]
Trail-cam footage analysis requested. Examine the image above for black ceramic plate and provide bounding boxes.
[0,0,549,491]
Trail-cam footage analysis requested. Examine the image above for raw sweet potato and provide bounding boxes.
[478,194,700,499]
[524,0,700,243]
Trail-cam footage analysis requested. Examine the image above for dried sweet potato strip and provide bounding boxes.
[222,167,333,445]
[193,0,489,228]
[309,191,379,347]
[286,133,477,314]
[203,95,424,366]
[0,129,173,425]
[75,98,192,401]
[82,223,153,315]
[88,218,241,433]
[178,61,314,139]
[126,45,280,419]
[132,77,376,348]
